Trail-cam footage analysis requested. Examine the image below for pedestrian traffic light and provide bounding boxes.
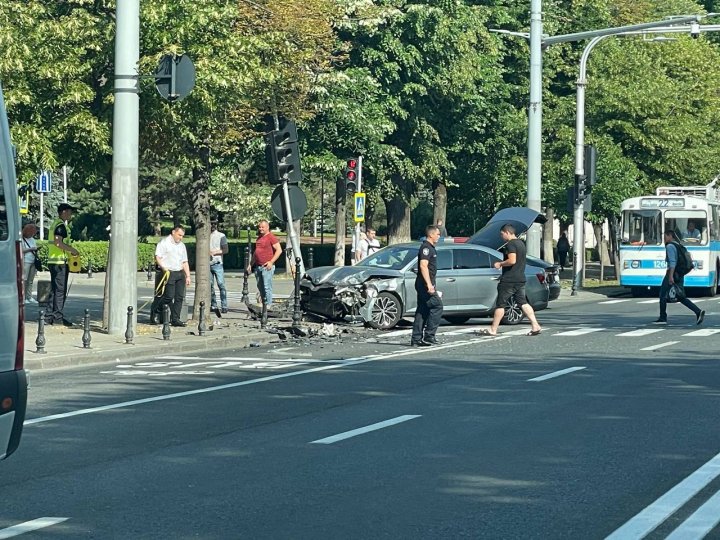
[345,158,359,194]
[264,120,302,185]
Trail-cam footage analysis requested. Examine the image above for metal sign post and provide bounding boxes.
[354,156,364,263]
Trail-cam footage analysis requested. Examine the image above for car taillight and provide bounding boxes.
[536,272,546,284]
[15,241,24,370]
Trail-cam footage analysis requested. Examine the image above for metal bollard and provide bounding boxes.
[198,301,207,336]
[146,264,153,281]
[35,310,46,354]
[308,247,314,269]
[82,309,91,349]
[162,304,171,340]
[292,257,302,328]
[87,262,93,279]
[241,247,250,303]
[125,306,134,344]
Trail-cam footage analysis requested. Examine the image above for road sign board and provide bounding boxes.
[271,184,308,222]
[36,170,52,193]
[354,193,366,222]
[155,54,196,102]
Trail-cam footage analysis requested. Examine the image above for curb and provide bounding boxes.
[24,329,281,372]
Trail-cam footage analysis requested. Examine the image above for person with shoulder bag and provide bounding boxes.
[654,229,704,325]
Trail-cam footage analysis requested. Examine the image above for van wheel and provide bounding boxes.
[706,269,718,297]
[501,296,525,325]
[369,292,402,330]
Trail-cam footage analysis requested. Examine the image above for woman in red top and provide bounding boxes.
[246,219,282,306]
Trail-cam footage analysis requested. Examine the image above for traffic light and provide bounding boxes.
[584,144,597,187]
[345,158,359,194]
[265,120,302,185]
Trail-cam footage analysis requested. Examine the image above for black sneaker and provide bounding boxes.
[696,310,705,325]
[62,318,74,327]
[171,321,187,327]
[410,340,431,347]
[423,337,440,345]
[652,318,668,325]
[213,307,222,318]
[221,308,228,314]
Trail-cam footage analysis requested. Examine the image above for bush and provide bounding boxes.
[36,241,157,272]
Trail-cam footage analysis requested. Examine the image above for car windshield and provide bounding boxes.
[356,245,417,270]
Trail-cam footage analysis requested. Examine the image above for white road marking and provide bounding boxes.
[617,329,664,337]
[381,329,412,337]
[599,299,631,304]
[440,327,478,336]
[554,328,604,336]
[665,488,720,540]
[605,450,720,540]
[682,329,720,337]
[26,336,504,426]
[527,367,586,382]
[638,299,659,304]
[640,341,679,351]
[271,348,313,357]
[310,415,421,444]
[0,518,69,539]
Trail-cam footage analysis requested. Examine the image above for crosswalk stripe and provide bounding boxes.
[617,329,664,337]
[599,299,631,304]
[638,299,658,304]
[641,341,679,351]
[553,328,604,336]
[682,329,720,337]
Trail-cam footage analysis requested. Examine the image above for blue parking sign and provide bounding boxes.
[36,170,52,193]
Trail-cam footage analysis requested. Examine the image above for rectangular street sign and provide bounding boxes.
[354,192,365,222]
[36,170,52,193]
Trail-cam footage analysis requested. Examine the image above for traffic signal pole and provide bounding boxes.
[107,0,139,334]
[354,156,363,263]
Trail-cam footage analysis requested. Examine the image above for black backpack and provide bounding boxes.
[671,241,693,276]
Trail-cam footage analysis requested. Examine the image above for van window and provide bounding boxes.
[0,174,7,241]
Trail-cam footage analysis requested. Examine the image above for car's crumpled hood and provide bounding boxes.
[304,265,404,286]
[466,207,547,250]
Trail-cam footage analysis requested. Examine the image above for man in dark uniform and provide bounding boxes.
[411,225,443,346]
[45,203,79,326]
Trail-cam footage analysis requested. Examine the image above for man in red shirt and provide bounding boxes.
[246,219,282,306]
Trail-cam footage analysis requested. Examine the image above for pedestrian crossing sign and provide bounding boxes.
[354,193,366,222]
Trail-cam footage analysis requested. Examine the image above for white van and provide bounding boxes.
[0,81,28,459]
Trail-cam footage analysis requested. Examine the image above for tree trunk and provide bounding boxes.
[334,181,346,266]
[432,180,447,226]
[191,153,212,321]
[542,207,555,263]
[385,178,411,244]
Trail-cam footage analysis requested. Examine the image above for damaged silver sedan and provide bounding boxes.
[300,241,551,330]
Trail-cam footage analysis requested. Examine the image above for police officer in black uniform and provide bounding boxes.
[411,225,443,346]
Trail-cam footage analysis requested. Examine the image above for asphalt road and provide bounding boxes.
[2,292,720,539]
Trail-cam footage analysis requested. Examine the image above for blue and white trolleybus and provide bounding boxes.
[619,179,720,297]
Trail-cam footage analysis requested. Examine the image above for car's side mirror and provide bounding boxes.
[410,266,418,273]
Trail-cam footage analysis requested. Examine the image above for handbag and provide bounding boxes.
[34,254,42,272]
[667,283,685,303]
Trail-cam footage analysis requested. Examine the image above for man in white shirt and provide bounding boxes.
[150,226,191,326]
[209,220,229,317]
[355,227,381,262]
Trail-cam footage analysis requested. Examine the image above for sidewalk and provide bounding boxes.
[23,272,296,371]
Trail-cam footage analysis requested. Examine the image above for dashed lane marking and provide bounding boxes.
[640,341,680,351]
[310,415,421,444]
[527,367,586,382]
[0,518,69,539]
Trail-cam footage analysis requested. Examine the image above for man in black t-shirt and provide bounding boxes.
[476,223,542,337]
[411,225,443,346]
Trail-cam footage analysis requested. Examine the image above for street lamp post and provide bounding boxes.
[526,0,543,258]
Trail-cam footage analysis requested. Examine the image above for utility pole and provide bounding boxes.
[525,0,543,258]
[107,0,139,334]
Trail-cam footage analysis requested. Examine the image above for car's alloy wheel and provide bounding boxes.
[369,292,402,330]
[501,296,525,325]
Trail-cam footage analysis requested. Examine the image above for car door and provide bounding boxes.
[452,247,499,311]
[403,249,455,314]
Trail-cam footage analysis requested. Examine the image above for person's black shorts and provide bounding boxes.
[495,281,527,308]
